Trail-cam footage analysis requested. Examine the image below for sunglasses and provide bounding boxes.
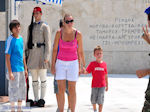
[65,19,74,24]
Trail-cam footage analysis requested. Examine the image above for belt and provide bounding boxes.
[32,43,45,48]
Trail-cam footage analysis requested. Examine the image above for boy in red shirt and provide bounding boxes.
[83,46,108,112]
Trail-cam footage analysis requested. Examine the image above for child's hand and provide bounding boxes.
[9,73,14,80]
[79,67,86,75]
[105,86,108,91]
[82,67,88,74]
[83,67,86,74]
[25,70,28,79]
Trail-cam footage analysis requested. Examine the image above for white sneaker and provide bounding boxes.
[67,108,71,112]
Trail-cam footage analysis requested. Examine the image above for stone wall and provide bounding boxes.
[15,0,150,73]
[0,12,6,41]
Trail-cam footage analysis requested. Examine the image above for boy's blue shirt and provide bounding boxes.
[5,35,24,72]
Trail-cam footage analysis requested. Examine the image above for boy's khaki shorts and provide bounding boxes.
[7,72,26,102]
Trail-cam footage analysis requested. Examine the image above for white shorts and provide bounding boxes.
[55,59,79,81]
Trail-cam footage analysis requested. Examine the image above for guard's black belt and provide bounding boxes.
[32,43,45,48]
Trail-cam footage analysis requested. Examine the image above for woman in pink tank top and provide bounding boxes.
[51,14,85,112]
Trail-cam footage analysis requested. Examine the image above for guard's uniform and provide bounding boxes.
[26,20,51,103]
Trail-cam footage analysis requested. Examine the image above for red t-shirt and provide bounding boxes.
[86,61,107,88]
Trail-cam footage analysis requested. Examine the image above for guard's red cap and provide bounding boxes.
[33,7,42,13]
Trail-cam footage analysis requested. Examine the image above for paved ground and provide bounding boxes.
[0,74,149,112]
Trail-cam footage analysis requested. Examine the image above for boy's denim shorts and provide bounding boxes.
[91,87,105,104]
[7,72,26,102]
[53,79,69,95]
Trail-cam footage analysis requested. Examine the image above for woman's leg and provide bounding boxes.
[56,93,59,109]
[67,95,71,110]
[68,81,76,112]
[57,80,66,112]
[66,80,71,110]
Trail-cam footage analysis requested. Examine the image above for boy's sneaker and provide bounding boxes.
[67,108,71,112]
[94,110,97,112]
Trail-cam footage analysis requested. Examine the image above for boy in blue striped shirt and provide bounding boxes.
[5,20,28,112]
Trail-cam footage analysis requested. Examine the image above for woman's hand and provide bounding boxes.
[79,66,82,75]
[79,66,86,75]
[51,65,56,75]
